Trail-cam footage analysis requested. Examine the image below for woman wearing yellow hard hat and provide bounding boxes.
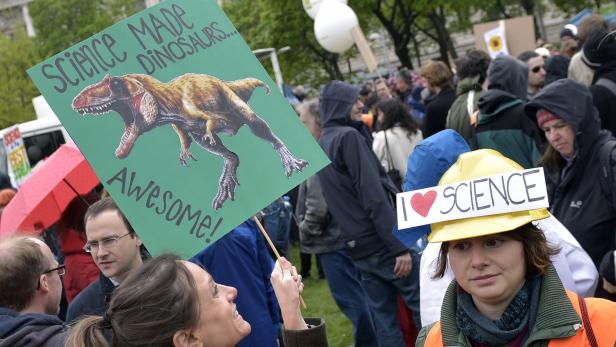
[416,149,616,347]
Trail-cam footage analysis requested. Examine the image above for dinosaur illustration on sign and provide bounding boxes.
[72,73,308,210]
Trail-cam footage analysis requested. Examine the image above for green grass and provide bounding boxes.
[289,244,354,347]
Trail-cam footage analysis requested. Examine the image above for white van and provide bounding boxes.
[0,96,71,186]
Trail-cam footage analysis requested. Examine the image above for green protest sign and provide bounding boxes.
[27,0,329,258]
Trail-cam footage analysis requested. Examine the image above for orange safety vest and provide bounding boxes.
[423,291,616,347]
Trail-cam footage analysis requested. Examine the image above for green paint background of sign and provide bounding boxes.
[27,0,329,258]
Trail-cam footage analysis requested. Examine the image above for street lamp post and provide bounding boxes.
[253,46,291,91]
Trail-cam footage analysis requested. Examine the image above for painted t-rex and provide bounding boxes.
[71,73,308,210]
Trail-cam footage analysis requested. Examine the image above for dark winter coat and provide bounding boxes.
[475,55,543,168]
[0,307,66,347]
[526,78,616,267]
[66,246,150,323]
[590,66,616,136]
[65,272,115,323]
[317,81,406,260]
[422,86,456,139]
[584,29,616,136]
[296,175,346,255]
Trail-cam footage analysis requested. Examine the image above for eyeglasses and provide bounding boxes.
[37,264,65,289]
[531,65,545,73]
[83,233,131,253]
[43,264,66,276]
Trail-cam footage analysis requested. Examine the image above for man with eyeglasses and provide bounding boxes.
[66,197,146,323]
[0,236,67,346]
[518,50,546,98]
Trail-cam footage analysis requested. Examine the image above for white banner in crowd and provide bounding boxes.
[484,21,509,58]
[396,168,549,229]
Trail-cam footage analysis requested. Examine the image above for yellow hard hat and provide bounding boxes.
[428,149,549,243]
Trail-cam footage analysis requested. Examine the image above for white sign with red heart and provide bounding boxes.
[396,168,549,229]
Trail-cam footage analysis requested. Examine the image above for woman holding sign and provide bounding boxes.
[526,79,616,271]
[66,255,326,347]
[416,149,616,347]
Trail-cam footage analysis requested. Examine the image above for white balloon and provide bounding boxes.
[314,1,358,53]
[303,0,348,20]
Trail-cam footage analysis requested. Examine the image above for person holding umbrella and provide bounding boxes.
[416,149,616,346]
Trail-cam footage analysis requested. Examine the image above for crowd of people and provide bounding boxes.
[2,13,616,347]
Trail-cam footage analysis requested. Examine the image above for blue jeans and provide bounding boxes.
[352,248,421,347]
[319,250,378,347]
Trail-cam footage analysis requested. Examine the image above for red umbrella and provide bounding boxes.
[0,142,100,235]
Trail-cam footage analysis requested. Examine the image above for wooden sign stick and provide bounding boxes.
[253,216,307,309]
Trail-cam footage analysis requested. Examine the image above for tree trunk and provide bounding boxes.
[519,0,534,15]
[395,40,414,69]
[372,0,415,71]
[329,54,344,81]
[428,8,458,67]
[412,35,423,68]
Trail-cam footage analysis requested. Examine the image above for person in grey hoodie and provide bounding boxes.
[0,236,66,347]
[317,80,420,347]
[473,55,544,168]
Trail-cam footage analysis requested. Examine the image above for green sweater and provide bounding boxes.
[416,266,583,347]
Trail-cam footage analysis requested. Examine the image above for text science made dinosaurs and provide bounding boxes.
[28,0,330,257]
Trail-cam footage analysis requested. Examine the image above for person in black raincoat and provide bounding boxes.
[525,78,616,273]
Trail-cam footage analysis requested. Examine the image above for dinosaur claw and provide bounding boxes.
[179,149,196,166]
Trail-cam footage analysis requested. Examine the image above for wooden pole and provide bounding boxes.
[253,216,307,309]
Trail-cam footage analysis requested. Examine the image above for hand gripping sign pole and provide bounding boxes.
[253,216,307,309]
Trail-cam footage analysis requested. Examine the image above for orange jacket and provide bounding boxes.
[419,284,616,346]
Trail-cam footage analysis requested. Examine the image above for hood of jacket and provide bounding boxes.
[456,75,482,96]
[319,80,359,128]
[525,78,601,159]
[395,129,470,246]
[0,308,64,347]
[486,55,528,100]
[477,56,527,121]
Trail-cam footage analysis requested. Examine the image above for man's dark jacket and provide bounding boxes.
[475,55,543,169]
[66,246,150,323]
[66,271,114,323]
[0,307,65,347]
[317,80,406,260]
[526,79,616,267]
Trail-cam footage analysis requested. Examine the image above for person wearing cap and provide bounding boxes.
[415,149,616,347]
[583,28,616,136]
[560,25,578,58]
[568,15,608,86]
[526,79,616,273]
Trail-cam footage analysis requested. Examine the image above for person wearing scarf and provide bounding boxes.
[416,149,616,347]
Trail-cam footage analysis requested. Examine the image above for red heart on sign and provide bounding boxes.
[411,191,437,217]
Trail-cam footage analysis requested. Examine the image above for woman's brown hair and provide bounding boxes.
[432,222,560,279]
[66,254,200,347]
[421,61,453,90]
[539,144,566,174]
